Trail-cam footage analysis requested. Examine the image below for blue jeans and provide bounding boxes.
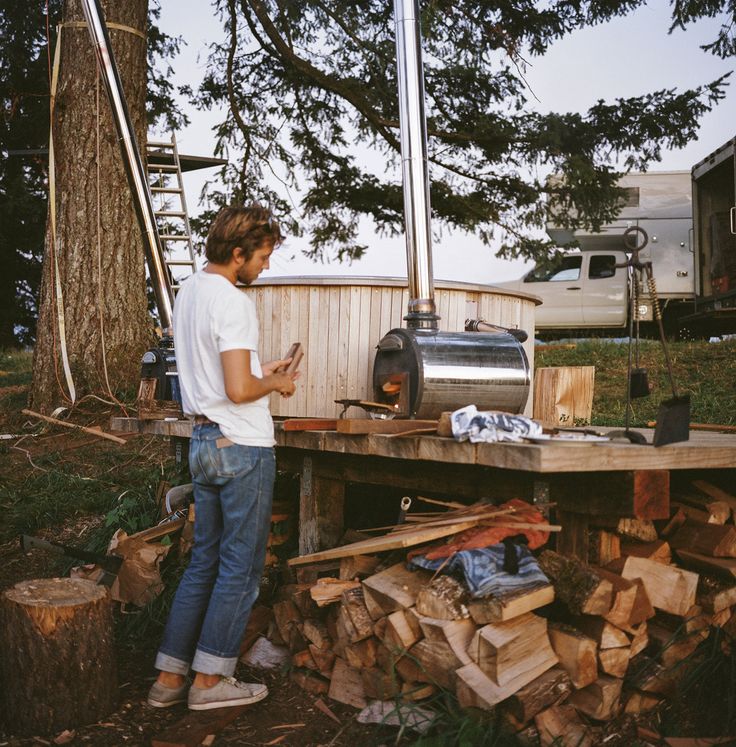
[155,423,275,677]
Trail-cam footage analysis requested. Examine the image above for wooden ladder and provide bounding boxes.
[145,134,197,293]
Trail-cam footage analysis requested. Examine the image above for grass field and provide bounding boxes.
[535,338,736,427]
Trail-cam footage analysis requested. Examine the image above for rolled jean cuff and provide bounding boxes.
[192,648,238,677]
[155,651,190,676]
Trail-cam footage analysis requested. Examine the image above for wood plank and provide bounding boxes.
[533,366,595,428]
[151,705,249,747]
[336,419,437,435]
[283,419,338,431]
[288,519,481,566]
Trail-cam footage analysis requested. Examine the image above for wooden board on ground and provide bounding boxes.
[336,419,437,435]
[151,705,249,747]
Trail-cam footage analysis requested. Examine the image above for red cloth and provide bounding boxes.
[417,498,549,561]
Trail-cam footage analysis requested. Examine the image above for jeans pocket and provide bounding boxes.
[215,442,256,479]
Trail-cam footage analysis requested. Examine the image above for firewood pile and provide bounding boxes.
[241,481,736,744]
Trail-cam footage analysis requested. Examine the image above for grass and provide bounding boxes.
[535,338,736,427]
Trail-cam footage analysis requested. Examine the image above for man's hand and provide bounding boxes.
[262,358,291,375]
[221,350,298,403]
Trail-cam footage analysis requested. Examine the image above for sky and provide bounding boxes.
[156,2,736,284]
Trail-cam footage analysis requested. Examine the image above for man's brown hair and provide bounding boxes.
[205,205,284,265]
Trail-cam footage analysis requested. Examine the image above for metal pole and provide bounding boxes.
[393,0,438,330]
[79,0,174,335]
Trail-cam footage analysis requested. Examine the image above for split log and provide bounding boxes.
[339,555,380,580]
[272,599,302,642]
[625,578,656,627]
[596,567,638,628]
[303,619,331,650]
[292,649,317,670]
[697,576,736,614]
[568,674,623,721]
[0,578,117,736]
[456,656,560,710]
[360,667,402,700]
[327,658,367,708]
[675,549,736,580]
[309,644,336,676]
[628,622,649,658]
[620,539,671,564]
[535,703,595,747]
[616,518,658,542]
[344,637,379,670]
[400,681,437,702]
[647,622,708,668]
[415,575,470,620]
[569,616,630,649]
[467,613,558,688]
[290,669,330,695]
[361,563,432,615]
[501,666,573,726]
[310,578,360,607]
[658,506,688,539]
[414,614,474,665]
[691,479,736,516]
[588,530,621,567]
[673,495,730,524]
[467,584,555,624]
[547,623,598,689]
[385,608,423,650]
[341,586,374,641]
[623,690,662,715]
[598,646,630,678]
[669,521,736,558]
[538,550,613,615]
[409,638,465,690]
[621,556,698,617]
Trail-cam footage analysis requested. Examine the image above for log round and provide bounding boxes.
[0,578,117,736]
[244,276,539,418]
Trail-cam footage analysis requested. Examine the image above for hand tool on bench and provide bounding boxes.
[20,535,123,586]
[335,398,400,420]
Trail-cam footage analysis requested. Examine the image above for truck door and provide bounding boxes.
[582,253,628,326]
[522,255,583,327]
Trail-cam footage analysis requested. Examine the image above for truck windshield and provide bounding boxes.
[524,256,582,283]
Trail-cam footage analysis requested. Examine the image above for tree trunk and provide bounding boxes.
[0,578,117,736]
[31,0,153,412]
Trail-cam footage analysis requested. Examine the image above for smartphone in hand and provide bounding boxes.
[279,342,303,374]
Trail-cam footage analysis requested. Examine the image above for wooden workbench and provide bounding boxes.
[111,417,736,561]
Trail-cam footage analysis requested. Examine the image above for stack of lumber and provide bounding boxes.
[243,481,736,743]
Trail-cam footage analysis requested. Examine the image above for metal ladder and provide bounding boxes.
[145,133,197,292]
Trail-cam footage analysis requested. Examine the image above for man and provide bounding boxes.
[147,205,297,711]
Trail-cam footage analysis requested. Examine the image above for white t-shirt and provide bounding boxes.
[173,271,274,447]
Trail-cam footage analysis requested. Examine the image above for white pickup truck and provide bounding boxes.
[495,171,696,335]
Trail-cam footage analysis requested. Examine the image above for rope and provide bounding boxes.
[58,19,146,41]
[48,21,76,404]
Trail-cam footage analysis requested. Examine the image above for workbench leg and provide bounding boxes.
[555,510,590,562]
[298,457,345,555]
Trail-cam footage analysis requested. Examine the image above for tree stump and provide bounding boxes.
[0,578,118,736]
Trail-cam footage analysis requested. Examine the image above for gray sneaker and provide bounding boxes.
[147,680,189,708]
[188,676,268,711]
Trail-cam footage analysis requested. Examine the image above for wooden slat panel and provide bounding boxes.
[245,282,537,418]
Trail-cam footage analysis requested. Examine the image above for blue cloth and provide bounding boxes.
[409,543,549,599]
[156,422,275,677]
